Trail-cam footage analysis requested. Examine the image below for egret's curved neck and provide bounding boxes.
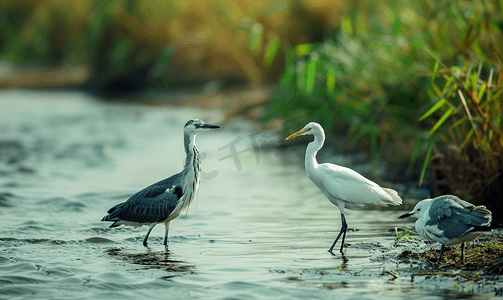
[305,132,324,174]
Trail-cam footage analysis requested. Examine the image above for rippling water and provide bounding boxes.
[0,90,493,299]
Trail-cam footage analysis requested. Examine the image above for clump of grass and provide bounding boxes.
[394,227,413,246]
[417,61,503,204]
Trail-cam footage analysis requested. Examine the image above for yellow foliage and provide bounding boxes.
[1,0,350,82]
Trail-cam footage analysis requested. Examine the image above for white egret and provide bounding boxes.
[286,122,402,254]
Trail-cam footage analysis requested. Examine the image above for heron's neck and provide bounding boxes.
[305,134,324,175]
[180,134,201,206]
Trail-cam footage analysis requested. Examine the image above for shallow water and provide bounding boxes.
[0,90,499,299]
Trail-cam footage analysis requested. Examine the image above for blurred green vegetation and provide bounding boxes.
[0,0,327,86]
[265,0,503,191]
[0,0,157,80]
[1,0,502,200]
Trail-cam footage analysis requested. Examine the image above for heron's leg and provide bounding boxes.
[328,213,348,254]
[143,224,156,247]
[438,244,446,263]
[163,220,172,247]
[461,242,466,264]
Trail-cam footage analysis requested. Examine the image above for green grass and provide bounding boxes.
[264,0,503,194]
[417,60,503,200]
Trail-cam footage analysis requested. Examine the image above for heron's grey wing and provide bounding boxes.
[426,195,492,239]
[126,172,182,203]
[102,173,182,224]
[114,188,180,224]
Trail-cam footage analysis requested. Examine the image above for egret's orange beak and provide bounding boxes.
[286,128,310,140]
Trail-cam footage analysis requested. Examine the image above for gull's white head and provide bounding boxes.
[285,122,325,141]
[399,199,433,220]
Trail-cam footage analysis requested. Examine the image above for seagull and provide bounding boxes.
[286,122,402,254]
[399,195,503,264]
[101,119,220,247]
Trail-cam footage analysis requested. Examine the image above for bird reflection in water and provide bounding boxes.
[106,247,195,274]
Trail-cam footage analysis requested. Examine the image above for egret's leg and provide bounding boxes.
[328,213,348,254]
[462,243,466,264]
[143,224,156,247]
[163,221,172,247]
[438,244,446,262]
[339,214,348,253]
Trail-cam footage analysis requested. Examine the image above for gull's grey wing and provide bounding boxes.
[102,173,183,226]
[426,195,492,239]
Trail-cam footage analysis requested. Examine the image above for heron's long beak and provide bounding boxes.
[398,212,413,219]
[200,124,220,129]
[286,128,310,140]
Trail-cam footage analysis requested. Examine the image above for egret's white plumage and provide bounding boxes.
[286,122,402,254]
[399,195,502,264]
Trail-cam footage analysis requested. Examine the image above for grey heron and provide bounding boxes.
[101,119,220,247]
[399,195,503,264]
[286,122,402,254]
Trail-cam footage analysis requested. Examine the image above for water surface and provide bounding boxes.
[0,90,498,299]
